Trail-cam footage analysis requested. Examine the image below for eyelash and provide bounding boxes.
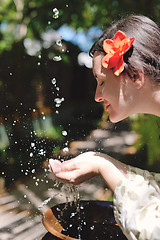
[99,81,104,86]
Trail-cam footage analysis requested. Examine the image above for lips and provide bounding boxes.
[105,104,111,111]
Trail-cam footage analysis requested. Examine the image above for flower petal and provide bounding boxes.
[102,30,135,77]
[113,56,124,76]
[102,53,112,68]
[120,38,135,54]
[114,30,127,48]
[107,53,121,68]
[103,39,116,54]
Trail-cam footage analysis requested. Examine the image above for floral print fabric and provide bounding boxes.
[113,166,160,239]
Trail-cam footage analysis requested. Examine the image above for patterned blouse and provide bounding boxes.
[113,166,160,240]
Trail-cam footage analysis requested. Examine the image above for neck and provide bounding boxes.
[139,83,160,117]
[150,89,160,117]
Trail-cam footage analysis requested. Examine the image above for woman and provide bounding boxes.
[49,15,160,239]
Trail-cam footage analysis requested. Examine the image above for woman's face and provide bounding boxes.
[93,51,137,123]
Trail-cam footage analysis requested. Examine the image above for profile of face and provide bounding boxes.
[92,51,144,123]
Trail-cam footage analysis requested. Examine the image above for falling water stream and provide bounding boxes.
[35,22,82,222]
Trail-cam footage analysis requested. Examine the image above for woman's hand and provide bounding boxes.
[49,151,129,192]
[49,152,101,185]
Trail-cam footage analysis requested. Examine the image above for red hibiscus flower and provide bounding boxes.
[102,30,135,76]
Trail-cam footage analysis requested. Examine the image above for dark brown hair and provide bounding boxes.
[89,15,160,83]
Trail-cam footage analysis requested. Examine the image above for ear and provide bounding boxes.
[133,71,145,89]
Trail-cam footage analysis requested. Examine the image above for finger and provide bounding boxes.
[49,159,62,173]
[52,159,77,173]
[55,170,80,185]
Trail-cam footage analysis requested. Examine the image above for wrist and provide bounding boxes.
[94,152,127,192]
[92,152,109,175]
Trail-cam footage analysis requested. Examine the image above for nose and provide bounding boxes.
[94,86,103,102]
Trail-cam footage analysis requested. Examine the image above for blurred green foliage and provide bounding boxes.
[131,114,160,167]
[0,0,160,53]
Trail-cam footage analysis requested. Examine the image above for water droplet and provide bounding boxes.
[35,182,38,186]
[54,98,61,104]
[53,56,62,61]
[30,152,33,157]
[37,62,40,66]
[56,87,60,91]
[90,225,95,230]
[38,149,46,156]
[70,212,76,218]
[63,147,69,153]
[62,130,67,136]
[24,195,27,198]
[53,8,59,19]
[31,169,35,173]
[31,142,35,147]
[52,78,56,85]
[56,40,62,47]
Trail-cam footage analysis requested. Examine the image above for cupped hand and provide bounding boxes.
[49,152,101,185]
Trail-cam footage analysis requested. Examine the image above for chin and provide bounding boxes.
[109,113,128,123]
[109,118,122,123]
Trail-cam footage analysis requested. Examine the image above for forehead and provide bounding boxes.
[93,51,105,77]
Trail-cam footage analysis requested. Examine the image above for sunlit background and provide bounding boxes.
[1,0,160,239]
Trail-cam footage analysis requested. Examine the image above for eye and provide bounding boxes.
[99,81,104,86]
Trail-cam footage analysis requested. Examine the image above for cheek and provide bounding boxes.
[117,80,133,105]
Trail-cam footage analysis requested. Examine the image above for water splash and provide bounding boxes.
[56,40,62,47]
[62,147,69,153]
[51,78,56,85]
[31,169,35,174]
[54,97,64,107]
[62,130,67,136]
[53,8,59,19]
[38,196,52,210]
[53,55,62,61]
[38,179,80,211]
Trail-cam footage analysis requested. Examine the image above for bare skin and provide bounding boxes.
[49,51,160,193]
[49,152,128,192]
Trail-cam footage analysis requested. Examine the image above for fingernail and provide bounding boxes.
[54,167,61,173]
